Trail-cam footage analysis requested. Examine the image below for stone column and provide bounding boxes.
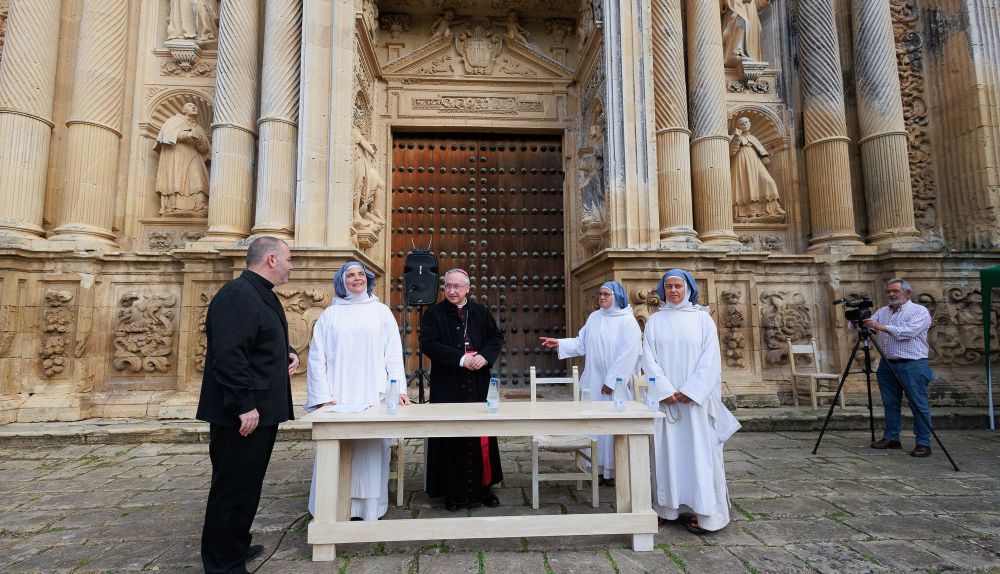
[295,0,332,247]
[325,0,357,248]
[651,0,697,246]
[0,0,62,239]
[686,0,739,248]
[251,0,302,240]
[48,0,129,247]
[201,0,261,244]
[797,0,861,248]
[853,0,919,246]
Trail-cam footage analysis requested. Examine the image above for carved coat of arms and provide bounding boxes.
[456,24,502,75]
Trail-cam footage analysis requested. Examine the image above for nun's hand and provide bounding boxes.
[399,393,412,405]
[601,384,613,396]
[539,337,559,349]
[672,391,691,404]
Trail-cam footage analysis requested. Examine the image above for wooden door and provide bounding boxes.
[390,134,566,387]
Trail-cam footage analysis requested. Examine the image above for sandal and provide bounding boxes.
[684,516,708,535]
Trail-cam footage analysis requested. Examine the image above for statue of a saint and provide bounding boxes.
[352,116,386,233]
[579,149,605,227]
[729,117,784,222]
[167,0,219,44]
[721,0,769,67]
[153,103,211,218]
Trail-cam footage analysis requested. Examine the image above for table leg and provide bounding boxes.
[613,435,631,513]
[311,439,353,561]
[628,434,654,551]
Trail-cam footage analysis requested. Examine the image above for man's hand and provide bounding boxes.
[288,352,300,376]
[539,337,559,349]
[863,319,885,332]
[399,393,412,405]
[601,384,613,396]
[464,354,487,370]
[238,408,260,437]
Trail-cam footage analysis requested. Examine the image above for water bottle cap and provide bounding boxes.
[490,377,499,383]
[616,377,623,381]
[649,376,655,381]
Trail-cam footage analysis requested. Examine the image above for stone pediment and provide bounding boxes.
[382,34,572,81]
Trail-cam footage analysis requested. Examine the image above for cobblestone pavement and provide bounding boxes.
[1,430,998,574]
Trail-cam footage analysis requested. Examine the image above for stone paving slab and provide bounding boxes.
[1,430,999,573]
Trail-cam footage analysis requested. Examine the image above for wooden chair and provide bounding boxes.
[390,438,405,507]
[787,338,845,409]
[529,365,599,509]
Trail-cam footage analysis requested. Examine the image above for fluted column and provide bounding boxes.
[202,0,261,244]
[651,0,698,246]
[0,0,62,239]
[251,0,302,240]
[797,0,861,248]
[48,0,129,247]
[853,0,919,246]
[295,0,332,246]
[686,0,739,248]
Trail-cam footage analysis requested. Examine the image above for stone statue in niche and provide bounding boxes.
[493,10,529,44]
[729,116,784,222]
[167,0,218,45]
[352,109,386,235]
[153,103,210,218]
[580,119,607,228]
[721,0,768,67]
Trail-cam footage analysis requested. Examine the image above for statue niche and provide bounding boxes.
[721,0,770,84]
[153,102,210,218]
[351,107,386,245]
[729,116,784,223]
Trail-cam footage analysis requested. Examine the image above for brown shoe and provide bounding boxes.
[910,445,932,458]
[871,439,901,450]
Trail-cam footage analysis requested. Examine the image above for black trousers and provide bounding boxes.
[201,423,278,574]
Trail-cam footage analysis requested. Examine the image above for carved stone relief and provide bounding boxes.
[721,0,770,86]
[193,290,215,373]
[165,0,220,70]
[737,233,783,251]
[161,60,216,77]
[146,229,205,250]
[918,287,997,366]
[456,21,503,75]
[629,288,662,331]
[577,0,601,50]
[760,290,812,365]
[545,18,575,44]
[361,0,379,43]
[720,290,748,368]
[154,102,210,218]
[275,287,327,373]
[0,304,14,356]
[41,291,75,378]
[0,0,8,63]
[111,290,178,374]
[729,115,784,223]
[352,104,386,250]
[380,12,411,40]
[579,101,607,236]
[891,0,940,238]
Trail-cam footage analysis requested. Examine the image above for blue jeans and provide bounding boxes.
[876,359,933,446]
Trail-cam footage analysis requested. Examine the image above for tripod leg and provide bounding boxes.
[813,335,863,455]
[862,342,876,444]
[867,338,960,471]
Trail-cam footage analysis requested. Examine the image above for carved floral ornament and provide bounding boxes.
[720,290,748,368]
[41,291,75,378]
[112,289,177,374]
[918,287,999,367]
[275,287,328,373]
[760,290,812,365]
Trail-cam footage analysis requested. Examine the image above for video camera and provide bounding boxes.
[832,297,874,326]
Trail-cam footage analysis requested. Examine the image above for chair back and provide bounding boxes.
[786,338,823,375]
[632,374,648,403]
[530,365,580,403]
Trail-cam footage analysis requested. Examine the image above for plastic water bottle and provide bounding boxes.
[613,377,625,412]
[646,376,660,412]
[580,386,592,411]
[386,379,399,415]
[486,378,500,414]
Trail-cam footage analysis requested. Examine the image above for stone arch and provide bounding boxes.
[727,105,786,152]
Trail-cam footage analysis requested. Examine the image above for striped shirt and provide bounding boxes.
[871,300,932,360]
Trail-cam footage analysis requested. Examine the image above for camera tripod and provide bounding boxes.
[812,324,959,471]
[401,304,430,403]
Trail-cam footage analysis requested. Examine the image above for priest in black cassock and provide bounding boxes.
[420,268,505,511]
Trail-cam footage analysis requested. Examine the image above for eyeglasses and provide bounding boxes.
[598,292,613,298]
[444,283,468,291]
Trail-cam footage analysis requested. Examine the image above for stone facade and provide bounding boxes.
[0,0,998,423]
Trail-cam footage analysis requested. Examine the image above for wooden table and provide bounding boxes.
[302,401,662,560]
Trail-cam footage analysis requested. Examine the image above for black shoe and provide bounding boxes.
[870,439,902,450]
[446,501,461,512]
[910,445,932,458]
[246,544,265,562]
[481,489,500,508]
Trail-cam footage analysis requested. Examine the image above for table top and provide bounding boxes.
[302,400,663,424]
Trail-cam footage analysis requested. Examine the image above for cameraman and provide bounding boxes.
[863,278,934,457]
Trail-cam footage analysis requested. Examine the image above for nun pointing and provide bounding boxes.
[540,281,642,484]
[641,269,741,533]
[305,262,410,520]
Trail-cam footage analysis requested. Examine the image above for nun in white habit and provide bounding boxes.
[641,269,741,533]
[540,281,641,483]
[305,261,410,520]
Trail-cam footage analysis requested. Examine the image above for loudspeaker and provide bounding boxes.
[403,249,439,306]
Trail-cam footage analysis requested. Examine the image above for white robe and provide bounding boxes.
[305,296,406,520]
[641,304,741,531]
[557,306,641,478]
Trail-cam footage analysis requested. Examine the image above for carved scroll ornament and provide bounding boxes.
[41,291,75,378]
[760,290,812,365]
[112,290,177,374]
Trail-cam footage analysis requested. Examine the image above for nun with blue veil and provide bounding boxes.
[641,269,741,534]
[540,281,642,484]
[305,261,409,520]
